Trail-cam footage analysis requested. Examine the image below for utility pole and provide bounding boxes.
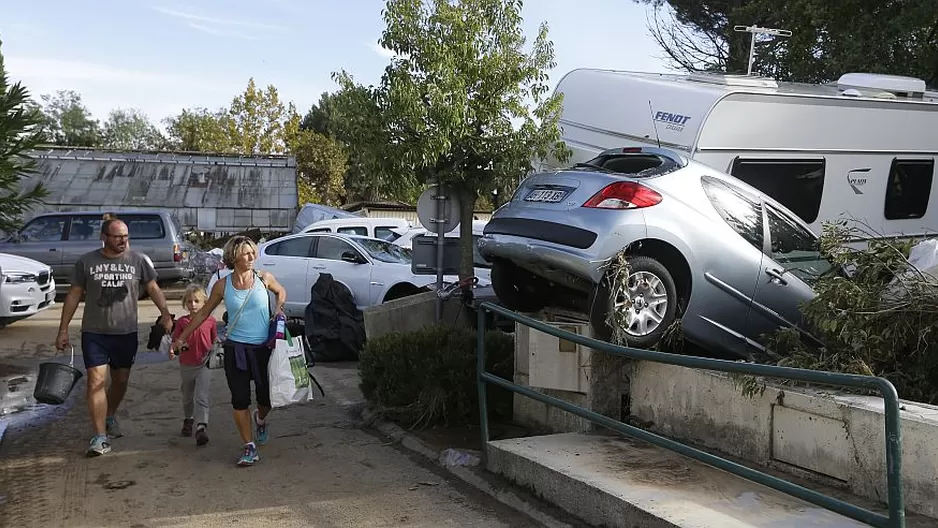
[733,25,792,76]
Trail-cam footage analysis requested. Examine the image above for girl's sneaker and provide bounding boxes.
[86,435,111,457]
[181,418,194,437]
[195,425,209,446]
[237,443,259,466]
[253,410,268,445]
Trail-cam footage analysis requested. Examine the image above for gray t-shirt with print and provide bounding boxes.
[73,249,158,335]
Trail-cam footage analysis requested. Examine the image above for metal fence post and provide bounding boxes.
[477,307,490,450]
[880,379,906,528]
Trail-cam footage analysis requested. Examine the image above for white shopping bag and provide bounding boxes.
[268,330,313,408]
[158,334,172,356]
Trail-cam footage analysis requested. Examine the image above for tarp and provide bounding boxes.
[303,273,366,362]
[292,203,359,233]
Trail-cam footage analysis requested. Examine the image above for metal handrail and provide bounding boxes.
[475,301,905,528]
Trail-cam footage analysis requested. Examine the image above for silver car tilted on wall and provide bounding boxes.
[478,147,830,360]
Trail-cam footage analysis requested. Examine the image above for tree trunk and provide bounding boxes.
[457,184,478,281]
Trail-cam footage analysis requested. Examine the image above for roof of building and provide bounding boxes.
[22,146,297,211]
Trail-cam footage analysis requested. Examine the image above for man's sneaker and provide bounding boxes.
[253,410,268,445]
[195,425,209,446]
[106,416,123,439]
[181,418,194,437]
[86,436,111,457]
[237,443,259,466]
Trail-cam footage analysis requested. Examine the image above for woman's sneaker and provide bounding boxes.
[106,416,123,439]
[195,425,209,446]
[253,410,268,445]
[237,443,259,466]
[86,435,111,457]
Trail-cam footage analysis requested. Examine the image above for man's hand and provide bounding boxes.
[159,313,173,333]
[55,329,70,351]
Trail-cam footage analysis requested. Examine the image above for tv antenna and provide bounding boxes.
[733,25,792,76]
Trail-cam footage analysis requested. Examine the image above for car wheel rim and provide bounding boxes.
[612,270,668,337]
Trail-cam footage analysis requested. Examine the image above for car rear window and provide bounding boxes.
[121,215,166,239]
[576,154,674,177]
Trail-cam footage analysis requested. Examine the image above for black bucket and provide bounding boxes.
[33,347,83,405]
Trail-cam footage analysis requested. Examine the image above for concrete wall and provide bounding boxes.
[362,291,473,341]
[629,361,938,519]
[511,314,626,435]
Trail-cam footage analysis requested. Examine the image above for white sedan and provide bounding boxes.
[209,233,463,317]
[0,252,56,327]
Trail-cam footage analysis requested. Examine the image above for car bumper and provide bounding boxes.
[0,277,56,317]
[155,265,193,282]
[477,233,607,284]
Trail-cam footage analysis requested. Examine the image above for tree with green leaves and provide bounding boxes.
[163,107,233,153]
[329,81,418,202]
[0,40,48,234]
[636,0,938,84]
[300,92,336,136]
[334,0,569,277]
[228,78,300,155]
[291,129,348,206]
[39,89,101,147]
[101,108,166,150]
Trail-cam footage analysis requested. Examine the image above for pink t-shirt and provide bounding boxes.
[171,315,218,366]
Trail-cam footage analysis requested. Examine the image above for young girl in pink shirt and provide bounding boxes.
[169,285,217,446]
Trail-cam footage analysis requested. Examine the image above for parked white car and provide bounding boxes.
[300,217,412,242]
[394,220,492,284]
[0,252,56,326]
[208,233,462,317]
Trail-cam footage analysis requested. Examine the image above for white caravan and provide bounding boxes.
[538,69,938,240]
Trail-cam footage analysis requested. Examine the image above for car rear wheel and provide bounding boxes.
[491,260,549,313]
[590,255,677,348]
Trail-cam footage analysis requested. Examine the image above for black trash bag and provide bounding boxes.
[146,314,177,350]
[303,273,366,362]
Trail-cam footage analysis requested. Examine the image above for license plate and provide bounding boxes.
[525,189,568,203]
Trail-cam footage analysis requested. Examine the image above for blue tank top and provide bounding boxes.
[224,273,270,345]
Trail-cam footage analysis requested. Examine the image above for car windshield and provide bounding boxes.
[355,238,412,264]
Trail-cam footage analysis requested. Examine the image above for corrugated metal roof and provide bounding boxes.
[19,147,298,232]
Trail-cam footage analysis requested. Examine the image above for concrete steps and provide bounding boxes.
[487,432,894,528]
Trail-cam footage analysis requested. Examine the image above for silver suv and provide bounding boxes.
[0,210,192,288]
[478,147,830,360]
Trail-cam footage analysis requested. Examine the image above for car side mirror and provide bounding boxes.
[341,251,363,264]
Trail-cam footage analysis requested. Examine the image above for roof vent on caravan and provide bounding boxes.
[687,72,779,89]
[837,73,927,99]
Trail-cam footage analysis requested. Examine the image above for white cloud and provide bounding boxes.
[152,7,286,31]
[370,42,396,59]
[186,22,259,41]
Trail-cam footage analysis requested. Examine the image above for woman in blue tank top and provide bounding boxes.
[173,235,287,466]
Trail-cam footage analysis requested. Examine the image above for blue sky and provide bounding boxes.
[0,0,669,127]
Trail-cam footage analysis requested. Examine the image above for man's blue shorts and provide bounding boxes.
[81,332,139,369]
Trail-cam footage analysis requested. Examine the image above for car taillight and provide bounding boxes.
[173,243,182,262]
[582,182,663,209]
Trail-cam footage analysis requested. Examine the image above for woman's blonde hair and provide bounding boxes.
[222,235,259,268]
[182,284,208,306]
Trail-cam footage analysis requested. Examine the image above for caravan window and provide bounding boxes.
[730,159,825,224]
[884,159,934,220]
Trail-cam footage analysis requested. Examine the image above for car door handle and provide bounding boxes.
[311,265,326,270]
[49,248,56,251]
[765,268,788,286]
[261,263,275,266]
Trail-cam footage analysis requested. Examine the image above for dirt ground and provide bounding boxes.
[0,302,540,527]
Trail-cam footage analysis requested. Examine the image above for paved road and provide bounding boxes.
[0,303,539,527]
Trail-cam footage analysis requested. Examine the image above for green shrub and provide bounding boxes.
[359,324,514,429]
[765,221,938,404]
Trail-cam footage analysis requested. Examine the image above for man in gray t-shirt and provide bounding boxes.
[56,216,173,457]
